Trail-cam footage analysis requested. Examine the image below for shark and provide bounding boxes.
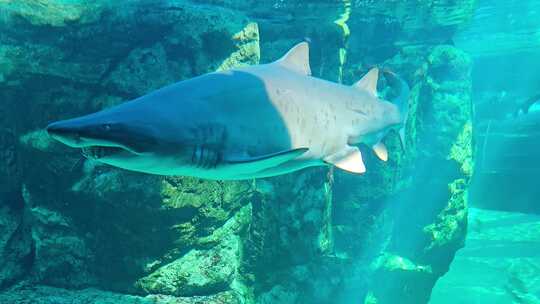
[46,42,409,180]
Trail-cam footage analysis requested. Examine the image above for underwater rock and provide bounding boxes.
[328,43,473,304]
[258,284,299,304]
[216,22,260,71]
[241,169,349,303]
[0,43,110,85]
[0,128,32,289]
[0,284,242,304]
[135,204,252,297]
[0,128,20,195]
[431,208,540,303]
[104,12,259,96]
[0,200,32,289]
[18,129,58,153]
[158,177,253,251]
[29,206,95,288]
[135,233,240,296]
[367,253,435,304]
[105,43,191,97]
[360,45,472,304]
[0,0,103,27]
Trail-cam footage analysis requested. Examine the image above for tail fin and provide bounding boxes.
[383,70,409,151]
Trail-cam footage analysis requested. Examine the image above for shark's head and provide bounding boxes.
[46,103,197,173]
[47,112,155,157]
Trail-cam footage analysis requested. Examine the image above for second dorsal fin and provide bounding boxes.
[354,68,379,97]
[276,42,311,76]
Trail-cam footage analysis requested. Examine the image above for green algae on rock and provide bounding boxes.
[135,204,252,298]
[420,45,472,252]
[135,233,240,296]
[0,0,103,27]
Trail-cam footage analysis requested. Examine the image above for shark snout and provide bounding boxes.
[46,120,85,147]
[46,113,130,150]
[46,111,161,156]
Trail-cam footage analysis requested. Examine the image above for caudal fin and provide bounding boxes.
[383,70,409,150]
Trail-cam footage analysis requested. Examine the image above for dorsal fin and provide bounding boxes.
[276,42,311,76]
[354,68,379,97]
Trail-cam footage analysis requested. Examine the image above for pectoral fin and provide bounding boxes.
[226,148,308,174]
[373,142,388,162]
[324,146,366,174]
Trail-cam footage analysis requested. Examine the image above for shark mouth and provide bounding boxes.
[81,146,127,160]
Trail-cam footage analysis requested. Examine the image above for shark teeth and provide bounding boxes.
[81,146,123,159]
[81,146,105,159]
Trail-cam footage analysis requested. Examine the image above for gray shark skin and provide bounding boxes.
[46,42,409,180]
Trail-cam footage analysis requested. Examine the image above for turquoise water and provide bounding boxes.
[0,0,539,303]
